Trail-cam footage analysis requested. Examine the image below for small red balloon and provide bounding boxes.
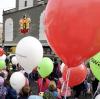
[45,0,100,67]
[0,48,4,56]
[62,64,87,87]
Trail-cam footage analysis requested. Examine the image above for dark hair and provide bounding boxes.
[54,58,57,62]
[21,85,31,96]
[24,72,29,78]
[0,72,4,78]
[43,78,46,85]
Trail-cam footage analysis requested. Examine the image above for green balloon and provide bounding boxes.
[37,57,54,78]
[0,60,6,70]
[89,52,100,80]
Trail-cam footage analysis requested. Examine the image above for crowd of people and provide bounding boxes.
[0,54,99,99]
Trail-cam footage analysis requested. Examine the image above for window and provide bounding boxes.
[5,18,13,41]
[39,11,46,40]
[24,0,27,7]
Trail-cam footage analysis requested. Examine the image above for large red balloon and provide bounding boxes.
[45,0,100,67]
[62,64,87,87]
[0,48,4,56]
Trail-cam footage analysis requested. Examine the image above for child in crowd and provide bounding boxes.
[0,76,7,99]
[43,81,61,99]
[18,85,31,99]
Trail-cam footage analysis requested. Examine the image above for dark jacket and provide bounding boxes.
[6,86,17,99]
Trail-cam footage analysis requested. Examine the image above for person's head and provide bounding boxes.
[48,81,57,91]
[2,70,8,80]
[0,72,5,78]
[21,85,31,96]
[54,58,57,62]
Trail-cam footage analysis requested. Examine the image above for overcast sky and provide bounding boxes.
[0,0,16,23]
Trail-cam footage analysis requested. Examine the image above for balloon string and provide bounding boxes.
[65,69,70,99]
[61,81,66,93]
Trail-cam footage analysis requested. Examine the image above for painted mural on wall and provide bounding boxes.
[19,15,31,34]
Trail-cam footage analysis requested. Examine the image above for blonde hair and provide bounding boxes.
[48,81,57,91]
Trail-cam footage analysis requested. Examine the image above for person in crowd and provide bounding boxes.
[43,91,55,99]
[0,53,96,99]
[0,76,7,99]
[73,82,86,99]
[0,72,5,78]
[43,81,60,99]
[37,78,50,93]
[2,70,8,80]
[18,85,31,99]
[5,81,17,99]
[48,58,62,84]
[30,68,39,81]
[24,71,39,95]
[4,69,17,99]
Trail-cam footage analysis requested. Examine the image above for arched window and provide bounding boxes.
[5,18,13,41]
[39,11,46,40]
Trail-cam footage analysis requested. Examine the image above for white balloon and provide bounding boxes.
[28,95,43,99]
[10,72,26,92]
[16,36,43,73]
[0,54,6,60]
[11,56,18,65]
[95,94,100,99]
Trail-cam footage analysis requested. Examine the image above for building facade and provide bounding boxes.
[0,23,3,43]
[3,0,56,58]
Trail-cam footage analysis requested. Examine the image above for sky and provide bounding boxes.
[0,0,16,23]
